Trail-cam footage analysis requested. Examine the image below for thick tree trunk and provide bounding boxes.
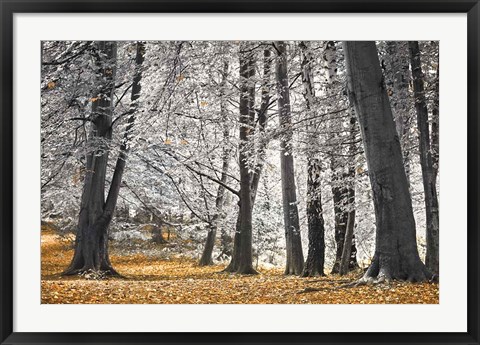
[299,41,325,277]
[344,41,432,282]
[224,43,258,274]
[275,41,304,275]
[199,225,217,266]
[64,41,144,276]
[199,61,230,266]
[408,41,439,275]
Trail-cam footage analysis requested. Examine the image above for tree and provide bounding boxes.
[275,41,304,275]
[199,61,230,266]
[431,55,439,183]
[223,45,273,274]
[223,43,259,274]
[338,116,358,276]
[41,40,438,283]
[343,41,432,282]
[299,41,325,277]
[325,42,358,275]
[63,41,145,275]
[408,41,439,275]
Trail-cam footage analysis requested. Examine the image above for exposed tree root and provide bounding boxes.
[62,267,124,279]
[301,269,325,278]
[298,277,390,294]
[338,276,388,289]
[220,265,259,275]
[298,271,439,294]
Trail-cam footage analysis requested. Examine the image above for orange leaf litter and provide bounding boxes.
[41,230,439,304]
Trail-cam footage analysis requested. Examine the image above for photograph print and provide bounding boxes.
[41,40,439,304]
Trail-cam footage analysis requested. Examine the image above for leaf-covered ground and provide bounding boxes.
[41,230,439,304]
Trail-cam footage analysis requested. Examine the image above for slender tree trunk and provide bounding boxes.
[64,41,144,276]
[224,47,272,274]
[199,61,230,266]
[339,207,355,276]
[250,47,272,201]
[344,41,432,282]
[326,42,358,274]
[431,64,439,184]
[224,43,257,274]
[299,41,325,277]
[339,116,358,276]
[330,178,348,274]
[408,41,439,275]
[330,152,358,275]
[275,41,304,275]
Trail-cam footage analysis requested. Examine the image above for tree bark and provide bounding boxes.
[275,41,304,275]
[250,47,272,201]
[339,207,355,276]
[64,41,144,276]
[224,47,273,274]
[344,41,432,282]
[330,178,348,274]
[299,41,325,277]
[223,43,258,274]
[303,159,326,277]
[408,41,440,275]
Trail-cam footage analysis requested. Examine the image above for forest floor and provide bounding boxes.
[41,229,439,304]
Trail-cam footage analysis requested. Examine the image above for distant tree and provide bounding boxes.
[275,41,304,275]
[338,115,358,276]
[343,41,432,282]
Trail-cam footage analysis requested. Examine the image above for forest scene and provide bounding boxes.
[41,40,439,304]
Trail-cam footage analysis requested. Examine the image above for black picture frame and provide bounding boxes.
[1,1,478,344]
